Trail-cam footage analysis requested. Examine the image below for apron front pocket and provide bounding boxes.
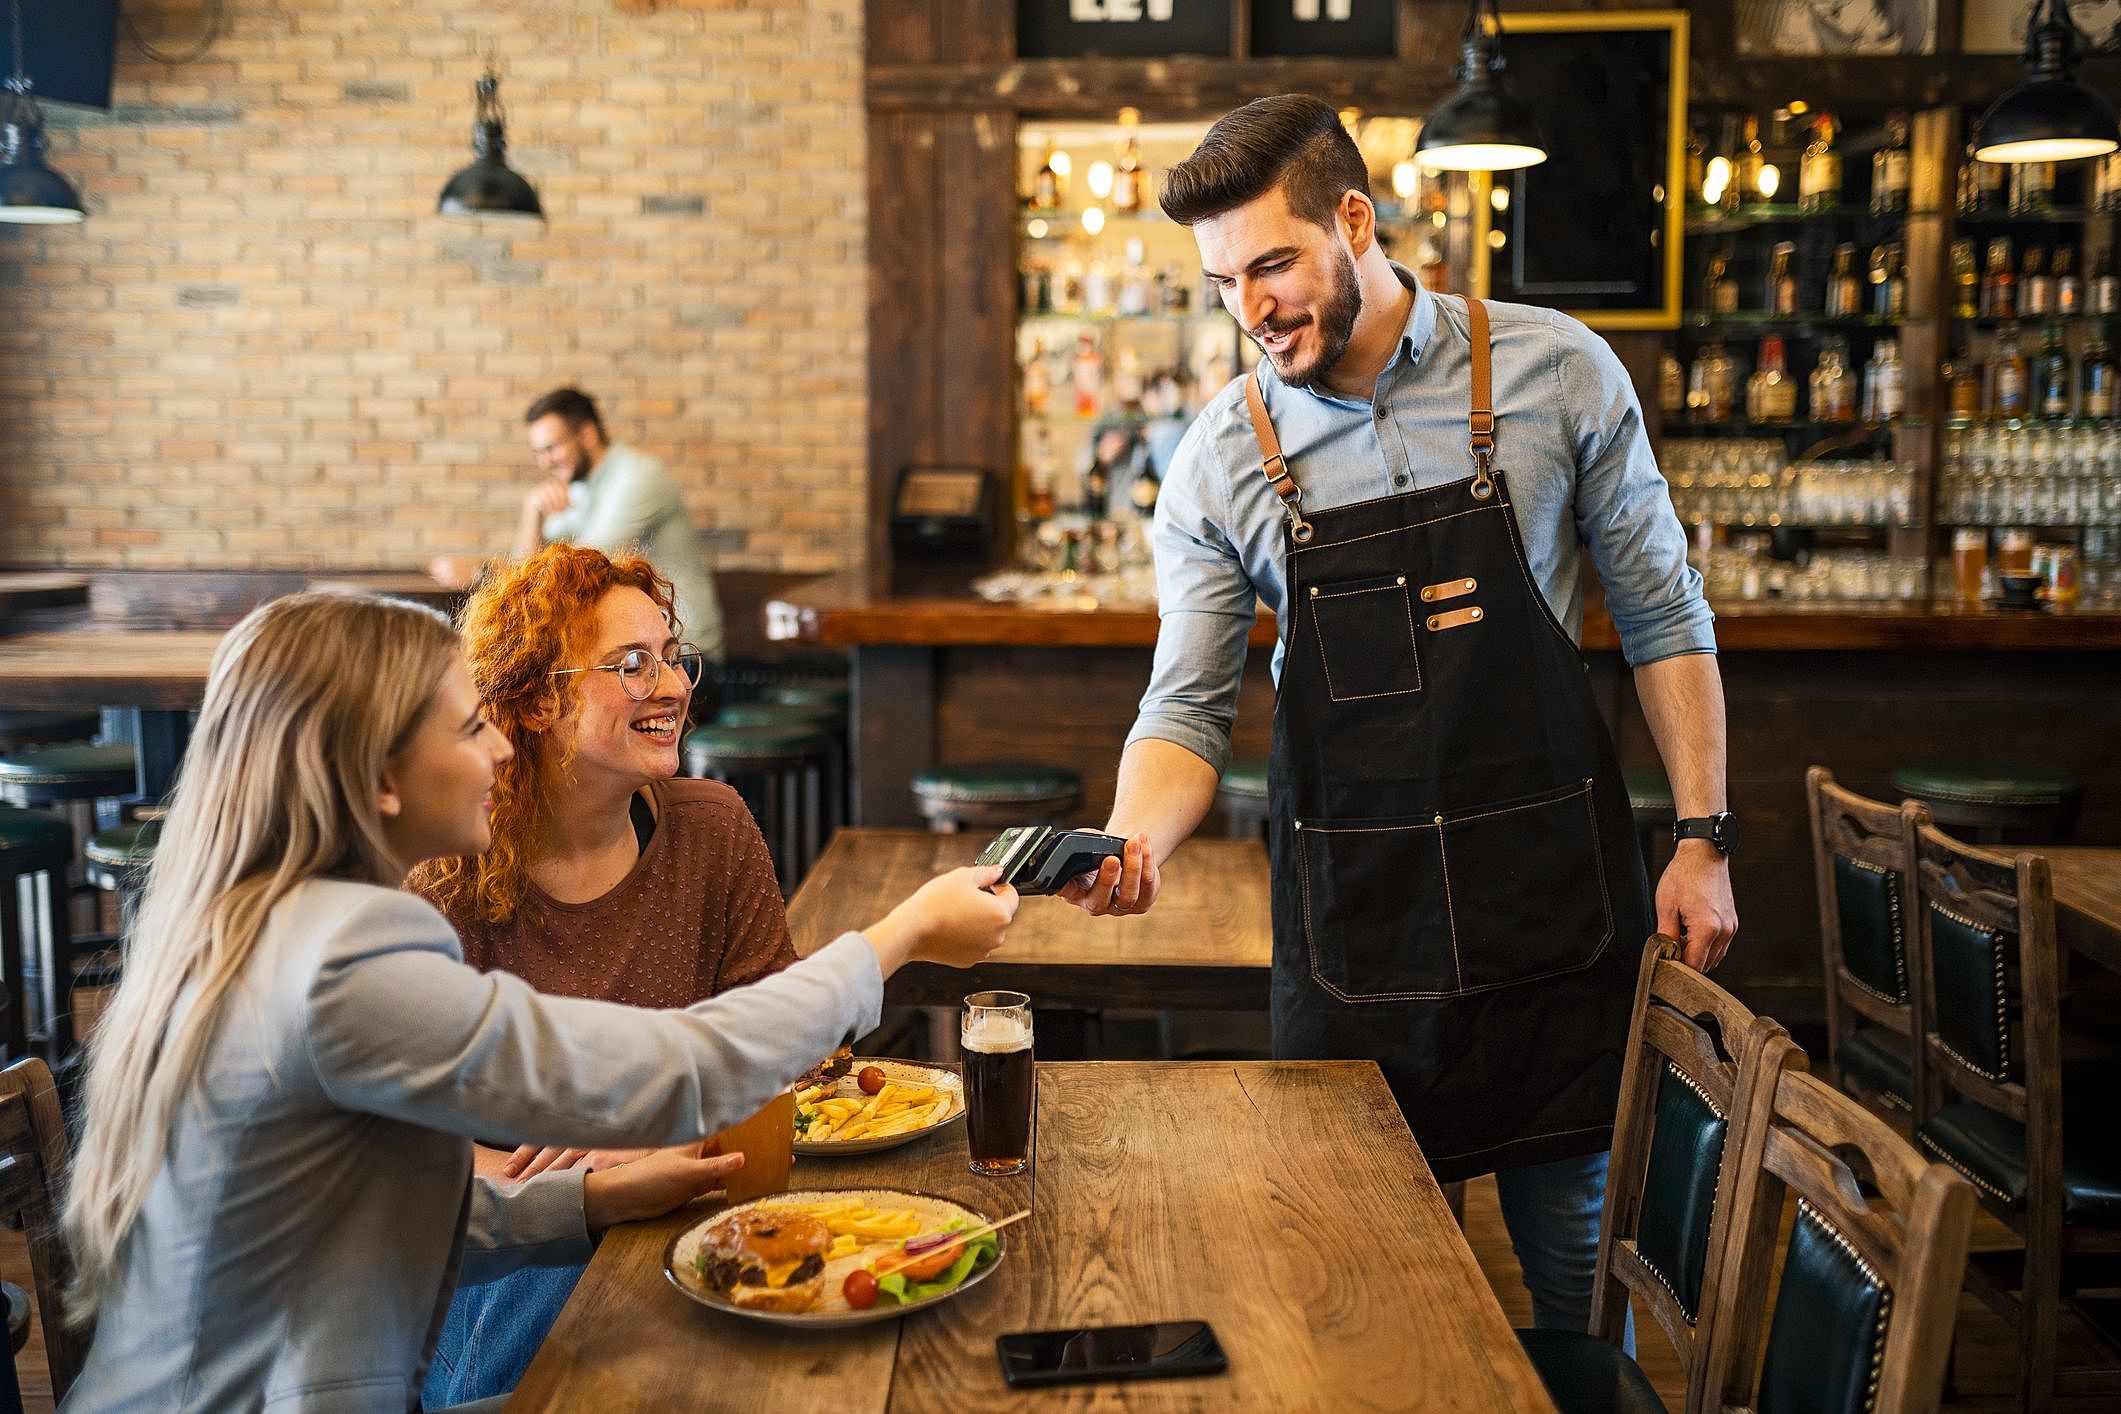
[1306,572,1422,702]
[1441,780,1615,991]
[1295,780,1616,1002]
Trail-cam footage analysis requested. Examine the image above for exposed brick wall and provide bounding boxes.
[0,0,866,573]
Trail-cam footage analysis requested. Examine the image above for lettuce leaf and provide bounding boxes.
[876,1228,999,1305]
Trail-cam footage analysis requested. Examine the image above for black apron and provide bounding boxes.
[1251,296,1652,1183]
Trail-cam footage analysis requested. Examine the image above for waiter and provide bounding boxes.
[1063,95,1736,1335]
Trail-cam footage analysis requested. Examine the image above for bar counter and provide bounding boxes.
[771,572,2121,1026]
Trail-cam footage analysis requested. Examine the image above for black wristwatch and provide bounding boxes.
[1672,812,1740,856]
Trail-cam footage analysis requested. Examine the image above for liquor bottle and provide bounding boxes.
[1084,257,1115,316]
[1023,338,1051,416]
[1994,323,2030,420]
[1957,156,1977,217]
[2022,246,2053,318]
[1129,457,1162,518]
[1946,341,1983,423]
[1982,236,2017,319]
[2093,245,2121,315]
[2082,333,2117,420]
[1026,427,1058,519]
[1871,111,1911,215]
[2055,244,2082,314]
[1112,108,1145,214]
[1869,240,1906,319]
[1737,114,1770,205]
[2037,324,2073,422]
[1071,332,1103,417]
[1810,336,1858,423]
[1659,351,1685,418]
[1951,239,1980,320]
[2010,159,2056,215]
[1704,249,1738,314]
[1117,238,1151,316]
[1690,341,1736,423]
[1798,113,1841,213]
[1826,242,1863,317]
[1864,337,1907,423]
[1031,148,1064,212]
[1768,241,1799,315]
[1746,335,1797,422]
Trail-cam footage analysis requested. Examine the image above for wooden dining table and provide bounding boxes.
[0,629,223,796]
[0,572,89,623]
[787,829,1271,1011]
[507,1060,1556,1412]
[2034,846,2121,974]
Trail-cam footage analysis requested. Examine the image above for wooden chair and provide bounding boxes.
[1908,825,2121,1411]
[1516,935,1799,1414]
[1807,766,1931,1117]
[0,1057,88,1403]
[1703,1058,1976,1413]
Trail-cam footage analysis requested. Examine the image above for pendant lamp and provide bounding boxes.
[1414,0,1547,172]
[1973,0,2119,164]
[0,0,85,224]
[437,65,543,221]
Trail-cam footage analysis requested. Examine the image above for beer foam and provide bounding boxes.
[960,1013,1032,1053]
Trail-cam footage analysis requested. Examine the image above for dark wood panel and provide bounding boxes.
[867,112,943,595]
[935,112,1018,500]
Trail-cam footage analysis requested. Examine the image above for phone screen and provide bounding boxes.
[995,1320,1227,1388]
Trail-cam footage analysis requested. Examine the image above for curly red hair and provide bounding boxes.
[411,544,679,926]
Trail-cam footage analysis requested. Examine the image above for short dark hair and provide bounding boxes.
[524,387,605,437]
[1159,94,1371,231]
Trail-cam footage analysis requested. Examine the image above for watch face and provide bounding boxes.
[1714,813,1740,853]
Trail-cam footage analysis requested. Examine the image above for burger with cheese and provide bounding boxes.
[694,1207,832,1314]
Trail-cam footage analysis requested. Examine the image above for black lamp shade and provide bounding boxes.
[1973,77,2119,163]
[437,156,544,220]
[1416,78,1548,172]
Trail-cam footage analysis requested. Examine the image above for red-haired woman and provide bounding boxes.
[411,544,794,1404]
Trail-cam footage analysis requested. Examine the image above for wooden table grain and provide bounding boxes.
[2038,846,2121,974]
[0,573,89,625]
[507,1061,1556,1413]
[786,829,1271,1011]
[0,630,223,796]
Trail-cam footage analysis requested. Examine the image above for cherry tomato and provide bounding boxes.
[842,1268,879,1310]
[857,1066,887,1095]
[895,1238,964,1283]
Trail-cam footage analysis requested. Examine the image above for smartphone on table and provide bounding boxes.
[995,1320,1227,1388]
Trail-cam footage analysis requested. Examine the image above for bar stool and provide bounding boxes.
[716,701,848,836]
[764,680,850,712]
[910,762,1084,834]
[1890,762,2084,845]
[71,821,154,1052]
[1217,760,1270,839]
[0,712,98,753]
[683,722,833,894]
[1622,765,1675,871]
[0,809,71,1062]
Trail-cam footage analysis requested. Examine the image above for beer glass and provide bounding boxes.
[1951,528,1989,604]
[714,1089,795,1202]
[962,990,1035,1176]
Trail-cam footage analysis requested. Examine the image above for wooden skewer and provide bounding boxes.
[871,1208,1031,1278]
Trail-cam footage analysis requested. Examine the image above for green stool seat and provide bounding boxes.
[1217,760,1270,839]
[1220,760,1268,800]
[84,821,160,888]
[684,722,831,766]
[1891,762,2084,845]
[764,681,851,711]
[911,762,1084,834]
[0,744,138,806]
[684,724,833,893]
[1623,765,1676,868]
[0,712,98,753]
[0,810,72,857]
[715,702,844,732]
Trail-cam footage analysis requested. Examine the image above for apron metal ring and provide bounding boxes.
[1290,516,1316,544]
[1470,452,1496,501]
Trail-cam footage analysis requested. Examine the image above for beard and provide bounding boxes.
[1254,247,1363,391]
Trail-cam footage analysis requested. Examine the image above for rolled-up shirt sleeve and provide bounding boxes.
[1555,316,1717,667]
[1125,419,1254,775]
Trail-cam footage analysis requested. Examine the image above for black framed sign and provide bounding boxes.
[1016,0,1235,59]
[1475,10,1687,329]
[1249,0,1396,58]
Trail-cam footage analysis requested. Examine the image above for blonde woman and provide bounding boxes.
[60,593,1016,1411]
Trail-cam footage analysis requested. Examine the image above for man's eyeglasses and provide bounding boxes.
[550,644,705,701]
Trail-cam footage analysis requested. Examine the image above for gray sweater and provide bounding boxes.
[63,877,881,1411]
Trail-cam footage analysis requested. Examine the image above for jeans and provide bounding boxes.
[421,1261,584,1410]
[1494,1149,1636,1353]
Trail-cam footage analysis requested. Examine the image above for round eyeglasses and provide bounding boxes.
[549,644,704,701]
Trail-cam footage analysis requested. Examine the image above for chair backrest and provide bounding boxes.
[1590,935,1800,1411]
[0,1058,87,1401]
[1908,823,2053,1136]
[1706,1059,1977,1414]
[1806,768,1929,1073]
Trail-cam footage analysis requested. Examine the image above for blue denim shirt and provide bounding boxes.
[1128,269,1715,773]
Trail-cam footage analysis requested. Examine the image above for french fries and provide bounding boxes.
[796,1075,956,1144]
[790,1197,921,1243]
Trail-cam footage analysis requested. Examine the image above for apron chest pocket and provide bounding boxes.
[1296,780,1615,1002]
[1307,573,1421,702]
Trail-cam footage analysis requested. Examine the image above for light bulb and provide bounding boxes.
[1392,161,1419,201]
[1082,205,1106,235]
[1758,164,1781,200]
[1049,150,1072,178]
[1087,161,1114,199]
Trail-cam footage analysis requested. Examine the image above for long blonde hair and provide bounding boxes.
[62,592,460,1321]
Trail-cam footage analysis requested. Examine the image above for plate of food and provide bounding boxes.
[793,1055,963,1155]
[664,1189,1010,1328]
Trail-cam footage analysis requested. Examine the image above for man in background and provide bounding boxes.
[431,387,725,663]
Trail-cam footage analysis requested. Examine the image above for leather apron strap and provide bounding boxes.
[1243,294,1499,534]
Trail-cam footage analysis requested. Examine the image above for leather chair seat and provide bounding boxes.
[1755,1200,1893,1413]
[1890,762,2083,808]
[0,744,138,804]
[1919,1082,2121,1225]
[1515,1328,1668,1414]
[1834,1027,1914,1110]
[682,723,830,768]
[911,762,1083,806]
[0,808,72,857]
[1218,759,1268,801]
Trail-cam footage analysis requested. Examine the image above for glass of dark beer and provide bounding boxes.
[962,989,1034,1176]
